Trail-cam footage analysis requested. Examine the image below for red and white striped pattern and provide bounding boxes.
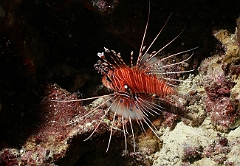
[102,67,175,97]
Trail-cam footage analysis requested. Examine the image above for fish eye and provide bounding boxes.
[124,84,132,94]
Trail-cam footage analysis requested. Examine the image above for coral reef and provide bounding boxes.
[151,17,240,165]
[0,84,140,165]
[0,149,19,166]
[199,19,240,132]
[1,84,89,165]
[1,0,240,165]
[20,84,89,165]
[81,0,119,15]
[152,121,240,165]
[199,54,237,132]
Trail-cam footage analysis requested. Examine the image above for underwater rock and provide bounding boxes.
[198,17,240,132]
[81,0,119,15]
[152,17,240,165]
[0,84,111,165]
[199,54,237,132]
[177,74,206,127]
[213,29,239,64]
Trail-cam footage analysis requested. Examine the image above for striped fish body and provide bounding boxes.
[51,7,197,153]
[102,67,175,97]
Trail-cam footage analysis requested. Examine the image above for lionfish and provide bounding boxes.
[54,6,197,153]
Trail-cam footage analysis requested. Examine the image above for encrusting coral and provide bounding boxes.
[152,17,240,165]
[0,84,120,165]
[199,17,240,132]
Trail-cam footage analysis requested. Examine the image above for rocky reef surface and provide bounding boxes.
[2,17,240,166]
[1,0,240,166]
[151,17,240,165]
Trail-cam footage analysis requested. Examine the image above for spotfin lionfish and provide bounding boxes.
[53,4,197,153]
